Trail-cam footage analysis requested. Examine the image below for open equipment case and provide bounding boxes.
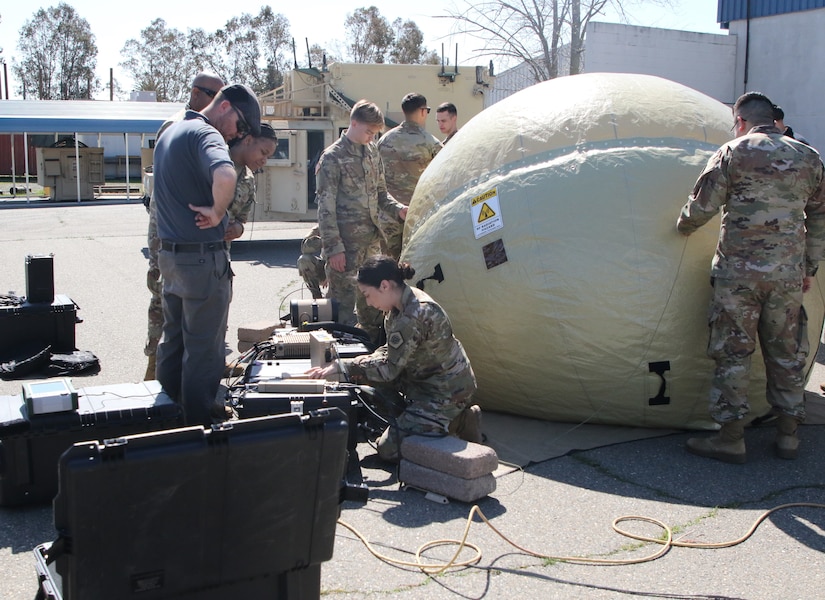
[224,322,377,452]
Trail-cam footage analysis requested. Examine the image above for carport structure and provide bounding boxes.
[0,100,184,202]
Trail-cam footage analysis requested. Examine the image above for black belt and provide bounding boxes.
[160,240,227,253]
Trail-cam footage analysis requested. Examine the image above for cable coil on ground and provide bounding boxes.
[338,501,825,575]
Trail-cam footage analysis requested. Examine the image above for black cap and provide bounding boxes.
[221,84,261,136]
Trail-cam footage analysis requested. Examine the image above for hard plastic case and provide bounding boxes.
[0,381,183,506]
[0,294,77,359]
[235,389,359,450]
[35,409,349,600]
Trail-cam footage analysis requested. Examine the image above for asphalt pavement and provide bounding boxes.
[0,202,823,599]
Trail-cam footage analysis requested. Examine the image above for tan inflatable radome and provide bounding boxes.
[402,72,825,429]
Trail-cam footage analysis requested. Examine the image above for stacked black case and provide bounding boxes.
[0,294,77,359]
[35,409,349,600]
[0,382,183,506]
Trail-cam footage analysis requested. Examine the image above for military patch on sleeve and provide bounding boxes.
[388,331,404,348]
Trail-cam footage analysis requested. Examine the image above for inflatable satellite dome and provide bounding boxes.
[402,72,825,429]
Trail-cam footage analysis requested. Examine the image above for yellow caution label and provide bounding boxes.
[470,187,504,239]
[478,203,496,222]
[471,188,498,206]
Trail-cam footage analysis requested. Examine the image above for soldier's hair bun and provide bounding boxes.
[398,262,416,281]
[357,255,415,286]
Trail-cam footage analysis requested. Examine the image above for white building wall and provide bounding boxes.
[583,22,737,105]
[728,9,825,151]
[487,46,570,107]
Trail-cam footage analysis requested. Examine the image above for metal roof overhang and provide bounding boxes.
[0,100,186,134]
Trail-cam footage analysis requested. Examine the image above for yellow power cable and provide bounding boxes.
[338,501,825,574]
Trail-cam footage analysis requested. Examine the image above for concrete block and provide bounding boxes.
[399,460,496,503]
[237,340,255,353]
[401,435,498,480]
[237,320,279,343]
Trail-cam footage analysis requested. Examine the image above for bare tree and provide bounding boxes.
[14,3,99,99]
[441,0,670,83]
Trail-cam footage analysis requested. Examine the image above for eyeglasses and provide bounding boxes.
[423,106,431,113]
[194,85,217,98]
[231,104,250,137]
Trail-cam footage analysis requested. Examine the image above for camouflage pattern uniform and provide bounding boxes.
[316,132,405,334]
[677,124,825,423]
[144,109,186,378]
[341,284,477,461]
[377,121,441,258]
[442,129,458,145]
[297,225,326,299]
[226,164,256,245]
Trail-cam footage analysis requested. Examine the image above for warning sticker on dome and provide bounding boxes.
[470,187,504,239]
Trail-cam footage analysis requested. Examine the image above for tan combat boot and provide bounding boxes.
[686,419,746,464]
[448,405,483,444]
[775,414,801,460]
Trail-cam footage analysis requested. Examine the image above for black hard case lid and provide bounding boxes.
[48,409,348,599]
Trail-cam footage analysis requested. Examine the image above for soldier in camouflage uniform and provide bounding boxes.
[224,123,278,244]
[144,73,224,381]
[316,100,407,340]
[307,256,480,462]
[377,93,442,258]
[436,102,459,145]
[297,225,326,299]
[677,91,825,463]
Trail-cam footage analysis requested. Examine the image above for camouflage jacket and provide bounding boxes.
[301,225,322,255]
[343,285,477,403]
[377,121,442,205]
[678,125,825,279]
[316,132,405,257]
[227,165,256,225]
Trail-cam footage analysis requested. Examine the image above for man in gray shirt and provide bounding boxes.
[153,83,261,426]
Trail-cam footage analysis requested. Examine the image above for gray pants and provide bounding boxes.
[157,246,233,426]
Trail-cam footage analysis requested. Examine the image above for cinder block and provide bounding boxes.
[237,320,279,344]
[401,435,498,480]
[399,460,496,503]
[238,340,255,353]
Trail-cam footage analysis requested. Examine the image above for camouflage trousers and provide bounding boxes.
[297,253,326,299]
[706,278,808,423]
[145,200,163,358]
[325,237,384,341]
[370,382,473,462]
[377,209,404,260]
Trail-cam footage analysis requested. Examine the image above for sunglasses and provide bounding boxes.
[194,85,218,98]
[231,104,250,137]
